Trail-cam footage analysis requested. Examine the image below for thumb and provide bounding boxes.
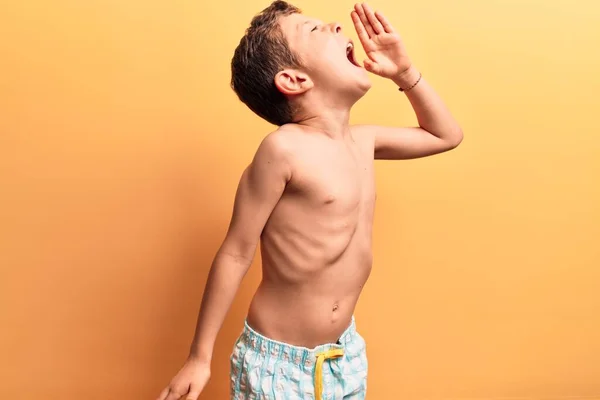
[363,59,379,74]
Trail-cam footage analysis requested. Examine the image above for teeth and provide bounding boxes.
[346,42,353,54]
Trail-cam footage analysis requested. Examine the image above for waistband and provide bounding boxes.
[240,317,357,369]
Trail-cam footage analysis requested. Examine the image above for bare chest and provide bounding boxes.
[289,139,376,215]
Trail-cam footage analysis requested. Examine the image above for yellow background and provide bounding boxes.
[1,0,599,399]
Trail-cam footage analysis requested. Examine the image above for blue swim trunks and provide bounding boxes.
[229,317,368,400]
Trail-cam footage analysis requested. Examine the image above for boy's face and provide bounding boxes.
[278,13,371,98]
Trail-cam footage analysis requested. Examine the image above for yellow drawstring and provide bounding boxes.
[314,348,344,400]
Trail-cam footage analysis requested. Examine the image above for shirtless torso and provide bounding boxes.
[246,124,376,348]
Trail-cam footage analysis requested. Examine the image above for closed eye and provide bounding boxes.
[311,26,318,32]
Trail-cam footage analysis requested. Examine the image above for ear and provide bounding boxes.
[274,69,313,96]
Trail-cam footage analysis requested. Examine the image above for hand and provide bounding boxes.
[156,358,211,400]
[351,3,412,80]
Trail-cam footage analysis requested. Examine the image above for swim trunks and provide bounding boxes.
[229,317,368,399]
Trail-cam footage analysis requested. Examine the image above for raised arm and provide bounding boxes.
[157,132,291,400]
[350,3,463,160]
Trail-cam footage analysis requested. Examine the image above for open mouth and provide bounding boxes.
[346,41,361,68]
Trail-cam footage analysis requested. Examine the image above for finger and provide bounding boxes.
[186,388,201,400]
[354,3,375,38]
[363,59,379,74]
[362,3,384,35]
[351,11,370,45]
[374,10,395,34]
[165,389,184,400]
[157,387,169,400]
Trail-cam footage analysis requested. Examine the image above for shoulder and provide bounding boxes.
[350,124,376,139]
[249,127,297,180]
[255,123,319,164]
[253,128,292,162]
[350,124,377,154]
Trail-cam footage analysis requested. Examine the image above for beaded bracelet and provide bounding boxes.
[398,71,422,92]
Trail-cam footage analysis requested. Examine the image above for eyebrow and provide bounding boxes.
[297,20,311,32]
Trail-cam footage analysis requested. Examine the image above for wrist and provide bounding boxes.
[189,347,212,364]
[392,65,419,89]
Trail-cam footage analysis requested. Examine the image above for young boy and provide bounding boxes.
[157,1,462,399]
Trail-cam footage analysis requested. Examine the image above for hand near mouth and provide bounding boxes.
[351,3,413,80]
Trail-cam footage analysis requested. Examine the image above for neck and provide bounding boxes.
[293,107,352,140]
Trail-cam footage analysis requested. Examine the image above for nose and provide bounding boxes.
[329,22,342,34]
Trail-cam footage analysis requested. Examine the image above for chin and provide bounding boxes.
[345,64,371,88]
[348,71,372,99]
[357,75,372,92]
